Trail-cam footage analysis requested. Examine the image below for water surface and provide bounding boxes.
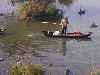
[0,0,100,75]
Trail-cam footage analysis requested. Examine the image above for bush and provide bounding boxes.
[45,5,63,21]
[18,1,63,21]
[46,5,57,16]
[10,63,44,75]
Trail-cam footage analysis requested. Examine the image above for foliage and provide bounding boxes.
[45,4,63,20]
[46,4,57,16]
[10,63,44,75]
[18,0,73,21]
[18,0,49,20]
[18,2,30,20]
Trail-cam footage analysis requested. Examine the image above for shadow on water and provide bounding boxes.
[62,39,67,56]
[61,37,92,56]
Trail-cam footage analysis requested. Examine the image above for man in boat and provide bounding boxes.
[60,16,69,35]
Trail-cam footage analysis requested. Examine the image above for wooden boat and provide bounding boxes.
[42,31,92,39]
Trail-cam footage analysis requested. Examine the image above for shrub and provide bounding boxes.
[10,63,44,75]
[18,0,65,21]
[45,4,63,21]
[46,5,57,16]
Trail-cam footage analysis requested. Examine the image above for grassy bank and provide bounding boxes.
[10,63,44,75]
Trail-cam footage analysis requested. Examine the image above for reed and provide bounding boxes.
[10,63,44,75]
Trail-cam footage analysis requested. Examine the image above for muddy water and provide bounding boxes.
[0,0,100,75]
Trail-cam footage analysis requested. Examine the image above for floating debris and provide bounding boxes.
[27,34,33,37]
[41,21,49,24]
[25,34,33,37]
[52,22,57,25]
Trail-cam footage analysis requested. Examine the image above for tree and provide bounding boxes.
[19,0,53,20]
[18,0,74,21]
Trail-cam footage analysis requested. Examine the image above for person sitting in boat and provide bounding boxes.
[60,16,69,35]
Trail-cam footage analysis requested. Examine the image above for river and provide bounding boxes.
[0,0,100,75]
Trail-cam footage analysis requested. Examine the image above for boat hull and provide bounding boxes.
[42,31,92,39]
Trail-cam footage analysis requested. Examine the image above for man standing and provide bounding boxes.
[60,16,69,35]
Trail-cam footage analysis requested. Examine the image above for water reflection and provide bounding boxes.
[61,37,92,56]
[62,39,67,56]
